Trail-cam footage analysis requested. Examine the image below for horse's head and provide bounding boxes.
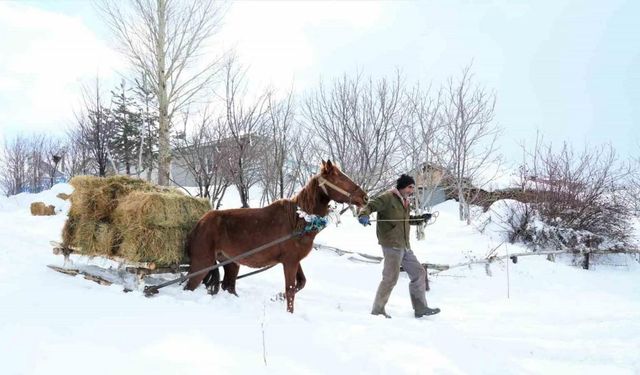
[318,160,369,207]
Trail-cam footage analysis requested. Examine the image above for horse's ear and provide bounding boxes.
[324,159,338,175]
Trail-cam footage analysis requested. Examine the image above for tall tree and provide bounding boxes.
[74,77,115,177]
[109,80,142,175]
[302,71,407,194]
[172,110,229,209]
[258,90,305,204]
[100,0,225,185]
[219,58,268,208]
[0,135,29,196]
[441,65,500,223]
[132,72,159,181]
[401,83,444,240]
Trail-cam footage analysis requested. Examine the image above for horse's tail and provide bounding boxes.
[184,213,219,292]
[184,224,194,260]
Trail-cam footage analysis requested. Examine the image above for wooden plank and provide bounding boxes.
[47,264,113,286]
[47,264,79,276]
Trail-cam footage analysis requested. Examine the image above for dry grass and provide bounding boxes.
[30,202,55,216]
[61,175,210,266]
[114,192,210,266]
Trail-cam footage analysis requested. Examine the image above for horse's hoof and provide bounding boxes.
[207,286,220,295]
[225,289,239,297]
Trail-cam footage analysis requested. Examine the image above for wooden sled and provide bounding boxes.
[48,241,189,291]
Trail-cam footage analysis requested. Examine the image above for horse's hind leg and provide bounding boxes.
[203,269,220,295]
[295,265,306,292]
[221,262,240,296]
[185,257,215,291]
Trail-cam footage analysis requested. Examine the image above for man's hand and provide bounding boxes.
[358,215,371,226]
[421,213,432,221]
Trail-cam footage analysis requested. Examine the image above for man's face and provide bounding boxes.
[399,184,416,197]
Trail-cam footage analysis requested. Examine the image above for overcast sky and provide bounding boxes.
[0,0,638,164]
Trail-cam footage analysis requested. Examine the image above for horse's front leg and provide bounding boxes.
[203,269,220,295]
[282,262,299,313]
[295,265,306,292]
[221,262,240,296]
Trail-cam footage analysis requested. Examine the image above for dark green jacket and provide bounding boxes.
[358,190,424,249]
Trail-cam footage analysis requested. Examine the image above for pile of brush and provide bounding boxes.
[62,175,210,267]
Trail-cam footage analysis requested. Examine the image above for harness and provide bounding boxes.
[317,176,360,202]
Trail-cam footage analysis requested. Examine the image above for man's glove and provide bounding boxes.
[358,215,371,226]
[421,213,432,221]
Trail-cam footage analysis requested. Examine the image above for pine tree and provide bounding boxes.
[133,73,159,180]
[109,80,142,175]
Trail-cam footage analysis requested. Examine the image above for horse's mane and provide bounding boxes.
[280,174,325,233]
[292,175,321,214]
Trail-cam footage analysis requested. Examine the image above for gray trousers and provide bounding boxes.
[372,246,428,314]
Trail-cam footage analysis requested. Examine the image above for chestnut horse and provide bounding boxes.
[184,160,368,313]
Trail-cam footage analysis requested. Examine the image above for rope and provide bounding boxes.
[369,211,439,225]
[143,232,301,296]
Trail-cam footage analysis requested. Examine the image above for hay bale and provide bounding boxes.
[60,175,204,266]
[114,192,210,266]
[69,175,166,221]
[119,227,189,266]
[31,202,55,216]
[72,220,120,256]
[114,191,210,227]
[61,213,78,247]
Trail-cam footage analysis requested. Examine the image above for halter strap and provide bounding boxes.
[317,176,352,198]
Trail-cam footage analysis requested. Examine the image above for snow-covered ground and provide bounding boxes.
[1,184,639,374]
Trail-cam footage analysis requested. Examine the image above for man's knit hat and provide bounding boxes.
[396,174,416,190]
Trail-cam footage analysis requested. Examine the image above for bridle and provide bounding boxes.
[317,175,364,203]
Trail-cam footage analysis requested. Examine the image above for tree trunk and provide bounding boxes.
[156,0,170,186]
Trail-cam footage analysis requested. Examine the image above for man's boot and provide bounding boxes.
[371,282,395,318]
[415,306,440,318]
[411,293,440,318]
[371,309,392,319]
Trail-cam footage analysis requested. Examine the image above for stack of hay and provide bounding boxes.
[62,175,210,267]
[31,202,56,216]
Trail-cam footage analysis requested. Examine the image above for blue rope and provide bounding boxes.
[297,206,329,234]
[303,215,328,233]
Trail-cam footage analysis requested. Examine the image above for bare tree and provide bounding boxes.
[302,71,407,194]
[99,0,226,185]
[0,135,29,196]
[400,83,444,239]
[25,134,47,193]
[65,127,94,177]
[257,90,307,204]
[73,77,116,177]
[524,138,631,239]
[628,155,640,214]
[218,58,269,208]
[0,134,67,195]
[441,65,501,223]
[172,110,229,209]
[43,137,66,188]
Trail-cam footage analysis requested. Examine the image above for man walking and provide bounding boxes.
[358,174,440,318]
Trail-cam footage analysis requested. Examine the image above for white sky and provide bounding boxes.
[0,0,638,163]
